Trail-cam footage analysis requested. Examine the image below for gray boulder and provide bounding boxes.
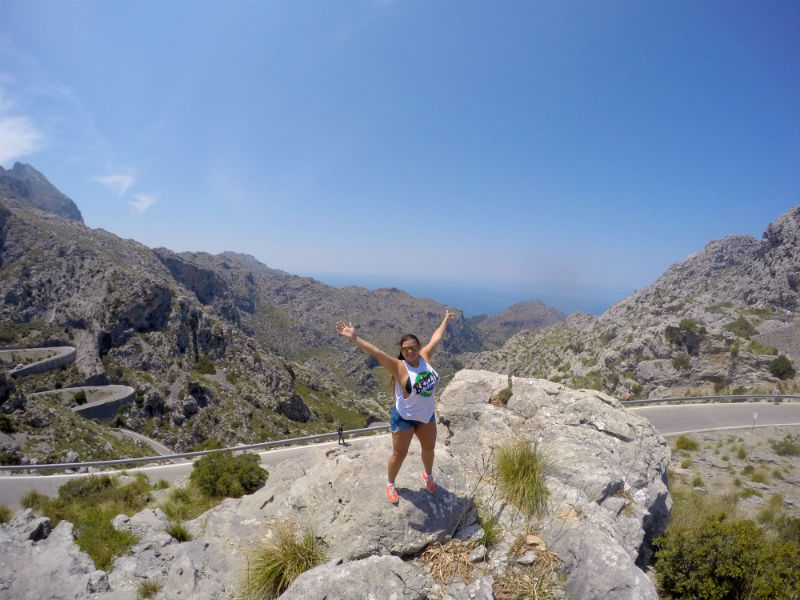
[0,510,110,599]
[438,370,670,600]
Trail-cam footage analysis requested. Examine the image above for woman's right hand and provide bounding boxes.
[336,321,356,340]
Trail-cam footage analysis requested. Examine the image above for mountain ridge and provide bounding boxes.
[468,206,800,399]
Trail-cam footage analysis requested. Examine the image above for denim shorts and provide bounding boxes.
[390,405,435,432]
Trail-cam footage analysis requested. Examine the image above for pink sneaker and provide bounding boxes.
[386,483,399,503]
[421,471,436,494]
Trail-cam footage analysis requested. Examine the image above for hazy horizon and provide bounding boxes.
[303,271,632,317]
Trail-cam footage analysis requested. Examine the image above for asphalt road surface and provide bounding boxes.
[3,402,800,510]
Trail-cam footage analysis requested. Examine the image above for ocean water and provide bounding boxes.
[306,273,633,317]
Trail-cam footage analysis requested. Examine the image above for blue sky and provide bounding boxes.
[1,1,799,316]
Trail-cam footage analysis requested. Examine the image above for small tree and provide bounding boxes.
[190,451,267,498]
[769,355,795,380]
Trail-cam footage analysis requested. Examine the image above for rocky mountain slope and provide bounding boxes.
[468,206,800,399]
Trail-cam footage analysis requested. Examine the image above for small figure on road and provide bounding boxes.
[336,310,456,503]
[337,424,345,445]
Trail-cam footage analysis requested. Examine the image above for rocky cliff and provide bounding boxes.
[468,206,800,399]
[0,163,83,223]
[0,371,670,600]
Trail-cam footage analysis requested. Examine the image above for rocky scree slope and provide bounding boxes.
[468,205,800,399]
[1,370,670,600]
[0,199,370,460]
[151,247,490,395]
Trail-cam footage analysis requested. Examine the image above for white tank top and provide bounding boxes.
[394,357,439,422]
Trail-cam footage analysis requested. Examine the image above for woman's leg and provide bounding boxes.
[388,428,415,483]
[414,421,437,476]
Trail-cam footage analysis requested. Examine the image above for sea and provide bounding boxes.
[305,273,633,318]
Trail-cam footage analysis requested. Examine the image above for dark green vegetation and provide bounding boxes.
[19,451,267,570]
[769,354,795,380]
[771,434,800,457]
[655,508,800,599]
[189,450,267,498]
[21,474,151,571]
[659,429,800,599]
[723,316,758,339]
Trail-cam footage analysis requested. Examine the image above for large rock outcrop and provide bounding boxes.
[0,370,670,599]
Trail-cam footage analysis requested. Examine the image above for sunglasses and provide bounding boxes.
[401,345,419,353]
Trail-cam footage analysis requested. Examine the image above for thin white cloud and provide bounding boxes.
[0,114,45,165]
[92,174,135,197]
[129,193,157,214]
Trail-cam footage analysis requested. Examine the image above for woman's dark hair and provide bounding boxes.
[391,333,421,391]
[396,334,421,360]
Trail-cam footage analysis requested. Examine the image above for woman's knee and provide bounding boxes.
[390,448,409,462]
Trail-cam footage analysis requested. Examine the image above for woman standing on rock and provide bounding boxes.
[336,310,456,503]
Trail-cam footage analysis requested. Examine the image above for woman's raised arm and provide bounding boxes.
[336,321,404,379]
[421,310,456,361]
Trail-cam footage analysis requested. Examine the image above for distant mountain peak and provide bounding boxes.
[0,162,84,223]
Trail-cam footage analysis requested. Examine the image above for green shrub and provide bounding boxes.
[665,486,740,536]
[679,318,702,334]
[195,356,216,375]
[160,485,217,522]
[73,390,87,405]
[740,487,762,499]
[756,494,784,527]
[0,449,21,465]
[0,413,15,433]
[0,503,12,523]
[190,451,267,499]
[136,578,163,599]
[771,435,800,456]
[23,474,153,570]
[166,521,192,541]
[21,490,50,510]
[655,515,800,599]
[599,328,617,346]
[724,316,757,338]
[664,325,683,345]
[672,354,690,370]
[495,376,513,405]
[241,524,327,600]
[478,512,501,548]
[675,435,699,451]
[494,439,549,519]
[769,355,795,380]
[746,341,778,356]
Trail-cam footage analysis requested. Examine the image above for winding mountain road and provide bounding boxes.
[2,401,799,510]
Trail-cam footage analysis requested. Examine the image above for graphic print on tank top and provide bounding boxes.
[412,370,439,397]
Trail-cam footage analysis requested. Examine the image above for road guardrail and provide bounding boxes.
[0,424,390,473]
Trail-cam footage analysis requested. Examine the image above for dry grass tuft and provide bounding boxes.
[419,540,476,585]
[493,550,561,600]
